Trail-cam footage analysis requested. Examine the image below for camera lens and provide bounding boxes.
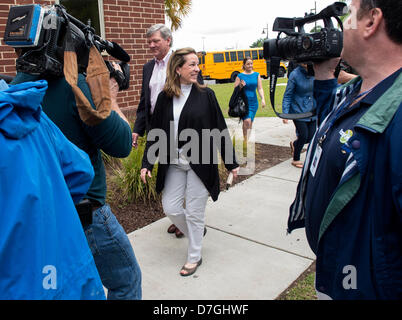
[302,36,313,50]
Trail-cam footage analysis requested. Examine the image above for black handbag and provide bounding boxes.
[228,86,248,118]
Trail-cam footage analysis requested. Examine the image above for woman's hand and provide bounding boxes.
[239,79,246,88]
[231,166,240,179]
[261,99,266,108]
[132,132,139,148]
[109,62,121,102]
[140,168,152,184]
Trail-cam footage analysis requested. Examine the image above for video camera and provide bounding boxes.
[263,1,347,120]
[3,4,130,90]
[264,1,347,62]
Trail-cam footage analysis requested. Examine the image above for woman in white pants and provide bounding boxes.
[141,48,239,276]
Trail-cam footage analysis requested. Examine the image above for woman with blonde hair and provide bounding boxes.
[140,47,239,276]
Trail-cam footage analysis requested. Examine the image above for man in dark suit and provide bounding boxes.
[132,24,204,145]
[132,24,173,148]
[132,24,183,237]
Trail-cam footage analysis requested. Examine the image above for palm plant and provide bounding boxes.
[165,0,192,31]
[112,136,160,204]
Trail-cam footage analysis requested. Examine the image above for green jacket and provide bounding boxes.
[288,70,402,299]
[12,73,132,204]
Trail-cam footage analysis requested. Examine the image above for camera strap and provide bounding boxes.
[63,21,111,126]
[269,57,315,120]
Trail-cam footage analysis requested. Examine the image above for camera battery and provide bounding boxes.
[4,4,44,47]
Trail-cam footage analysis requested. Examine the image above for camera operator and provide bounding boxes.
[12,54,142,300]
[288,0,402,299]
[0,79,105,299]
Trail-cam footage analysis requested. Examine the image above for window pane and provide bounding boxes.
[244,50,251,59]
[60,0,101,36]
[237,51,244,61]
[213,53,224,63]
[251,50,258,60]
[259,50,264,59]
[230,52,237,61]
[225,52,230,62]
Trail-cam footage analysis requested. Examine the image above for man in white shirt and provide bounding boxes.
[132,24,184,237]
[132,24,173,147]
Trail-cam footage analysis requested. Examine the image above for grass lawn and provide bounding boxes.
[278,271,317,300]
[208,78,288,118]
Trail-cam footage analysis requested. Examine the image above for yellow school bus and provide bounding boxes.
[197,48,287,83]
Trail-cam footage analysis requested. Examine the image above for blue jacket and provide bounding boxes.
[282,66,317,122]
[288,70,402,299]
[0,80,105,299]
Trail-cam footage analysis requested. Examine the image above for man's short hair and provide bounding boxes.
[359,0,402,44]
[146,24,173,47]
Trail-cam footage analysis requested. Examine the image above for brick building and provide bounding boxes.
[0,0,166,115]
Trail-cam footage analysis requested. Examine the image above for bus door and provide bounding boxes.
[223,51,237,82]
[211,52,226,80]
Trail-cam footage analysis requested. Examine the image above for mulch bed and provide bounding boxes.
[107,143,292,234]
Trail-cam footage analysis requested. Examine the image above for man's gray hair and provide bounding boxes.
[146,24,173,47]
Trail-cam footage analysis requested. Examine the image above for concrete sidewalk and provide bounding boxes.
[127,117,315,300]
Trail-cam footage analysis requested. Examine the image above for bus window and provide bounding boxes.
[230,51,237,61]
[252,50,258,60]
[213,53,225,63]
[244,50,251,59]
[196,48,286,81]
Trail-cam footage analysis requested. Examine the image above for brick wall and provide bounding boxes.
[0,0,165,115]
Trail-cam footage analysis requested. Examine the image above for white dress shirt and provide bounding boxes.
[149,50,172,114]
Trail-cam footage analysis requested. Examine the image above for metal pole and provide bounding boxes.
[315,1,317,30]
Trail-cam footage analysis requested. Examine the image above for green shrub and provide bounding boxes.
[112,136,160,204]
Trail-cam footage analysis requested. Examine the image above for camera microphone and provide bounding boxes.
[103,40,130,63]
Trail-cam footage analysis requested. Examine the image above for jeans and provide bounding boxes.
[292,120,316,161]
[84,204,142,300]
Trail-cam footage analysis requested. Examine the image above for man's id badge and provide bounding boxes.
[310,144,322,177]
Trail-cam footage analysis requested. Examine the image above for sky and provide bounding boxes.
[170,0,344,52]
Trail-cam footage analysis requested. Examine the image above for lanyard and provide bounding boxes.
[318,83,372,147]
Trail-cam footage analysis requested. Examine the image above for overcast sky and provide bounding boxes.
[170,0,344,52]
